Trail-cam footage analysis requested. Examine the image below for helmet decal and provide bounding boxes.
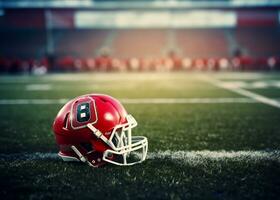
[70,96,98,129]
[77,103,90,123]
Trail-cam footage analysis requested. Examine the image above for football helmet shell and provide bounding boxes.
[53,94,148,167]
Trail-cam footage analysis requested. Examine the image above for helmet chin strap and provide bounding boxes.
[71,145,96,167]
[87,123,114,149]
[70,124,115,168]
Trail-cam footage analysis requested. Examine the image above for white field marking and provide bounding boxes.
[146,150,280,165]
[0,98,259,105]
[251,81,268,88]
[1,151,280,166]
[25,84,52,91]
[120,98,256,104]
[0,99,70,105]
[0,73,271,83]
[0,152,59,161]
[273,81,280,88]
[0,73,188,83]
[211,73,266,80]
[18,81,280,92]
[220,81,280,89]
[203,77,280,109]
[219,81,246,88]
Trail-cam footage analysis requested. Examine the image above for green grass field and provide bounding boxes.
[0,72,280,199]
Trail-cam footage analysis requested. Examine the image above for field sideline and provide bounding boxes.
[0,72,280,199]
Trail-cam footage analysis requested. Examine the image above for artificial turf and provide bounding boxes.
[0,72,280,199]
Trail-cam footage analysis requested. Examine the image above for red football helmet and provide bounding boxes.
[53,94,148,167]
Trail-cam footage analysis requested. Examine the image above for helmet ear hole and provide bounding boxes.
[63,113,69,129]
[80,143,94,152]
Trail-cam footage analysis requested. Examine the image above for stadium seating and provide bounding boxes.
[236,28,280,57]
[1,28,280,72]
[54,29,109,57]
[176,29,229,58]
[112,29,167,58]
[0,29,46,58]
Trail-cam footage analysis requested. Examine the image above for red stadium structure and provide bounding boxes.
[0,0,280,73]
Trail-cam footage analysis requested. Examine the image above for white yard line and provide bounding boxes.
[203,77,280,109]
[26,84,52,91]
[1,150,280,165]
[219,81,280,89]
[0,99,70,105]
[211,73,265,80]
[0,98,258,105]
[120,98,256,104]
[147,150,280,165]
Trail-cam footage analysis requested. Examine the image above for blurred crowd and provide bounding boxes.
[1,54,280,75]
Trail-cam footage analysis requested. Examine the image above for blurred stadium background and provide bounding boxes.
[1,1,280,199]
[1,0,280,74]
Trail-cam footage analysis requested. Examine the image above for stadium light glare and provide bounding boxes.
[75,10,236,28]
[0,9,4,16]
